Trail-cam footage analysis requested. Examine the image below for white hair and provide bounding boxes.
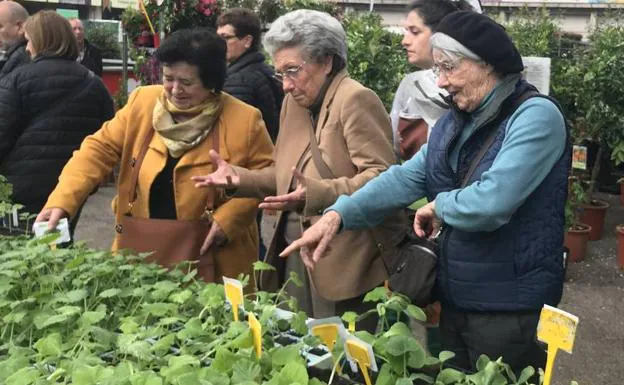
[263,10,347,67]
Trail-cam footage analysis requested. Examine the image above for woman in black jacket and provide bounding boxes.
[217,8,282,143]
[0,10,114,232]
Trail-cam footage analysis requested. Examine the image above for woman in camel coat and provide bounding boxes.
[193,10,405,327]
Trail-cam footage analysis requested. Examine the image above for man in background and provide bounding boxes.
[69,18,103,76]
[0,1,29,78]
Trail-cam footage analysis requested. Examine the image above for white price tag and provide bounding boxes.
[33,218,71,244]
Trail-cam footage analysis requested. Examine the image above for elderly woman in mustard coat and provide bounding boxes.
[192,10,405,330]
[36,28,274,282]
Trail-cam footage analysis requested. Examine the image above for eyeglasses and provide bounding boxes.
[273,62,306,83]
[432,59,462,78]
[218,34,238,41]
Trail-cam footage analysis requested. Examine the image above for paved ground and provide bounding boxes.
[75,187,624,385]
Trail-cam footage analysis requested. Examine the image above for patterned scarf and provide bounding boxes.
[152,91,223,158]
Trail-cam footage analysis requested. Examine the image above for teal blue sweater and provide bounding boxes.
[329,92,566,232]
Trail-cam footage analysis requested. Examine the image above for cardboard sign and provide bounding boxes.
[248,312,262,359]
[223,277,244,321]
[537,305,579,385]
[572,145,588,170]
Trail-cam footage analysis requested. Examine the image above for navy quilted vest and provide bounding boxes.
[425,81,571,311]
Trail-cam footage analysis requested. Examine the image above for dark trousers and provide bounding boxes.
[439,307,546,380]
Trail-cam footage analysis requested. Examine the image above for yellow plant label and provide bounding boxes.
[311,324,340,352]
[537,304,578,354]
[248,312,262,359]
[344,336,377,385]
[223,276,244,321]
[537,304,579,385]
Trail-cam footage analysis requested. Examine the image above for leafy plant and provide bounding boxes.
[565,176,592,230]
[344,11,409,111]
[85,22,122,59]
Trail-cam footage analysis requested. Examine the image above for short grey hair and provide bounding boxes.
[263,10,347,67]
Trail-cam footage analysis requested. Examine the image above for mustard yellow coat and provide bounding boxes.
[44,85,274,280]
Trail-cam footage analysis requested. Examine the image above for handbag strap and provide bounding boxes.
[127,124,220,214]
[459,89,539,188]
[307,120,335,179]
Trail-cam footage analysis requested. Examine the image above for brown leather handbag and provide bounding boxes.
[115,128,219,282]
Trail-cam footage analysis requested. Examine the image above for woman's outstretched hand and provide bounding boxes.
[280,210,342,270]
[35,207,69,231]
[259,167,306,211]
[192,150,239,188]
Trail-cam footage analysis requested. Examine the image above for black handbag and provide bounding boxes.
[377,227,438,306]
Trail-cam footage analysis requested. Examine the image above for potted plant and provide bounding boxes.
[578,179,610,241]
[564,177,592,263]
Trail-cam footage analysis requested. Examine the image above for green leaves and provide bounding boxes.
[404,304,426,322]
[439,350,456,364]
[363,287,388,303]
[386,335,421,356]
[253,261,276,272]
[34,333,63,357]
[99,288,122,298]
[231,359,261,383]
[5,367,42,385]
[60,289,88,303]
[273,361,308,385]
[80,311,106,327]
[271,344,302,368]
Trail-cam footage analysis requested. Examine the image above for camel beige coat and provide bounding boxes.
[44,85,274,280]
[234,71,405,301]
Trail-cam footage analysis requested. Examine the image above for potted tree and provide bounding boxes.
[568,24,623,237]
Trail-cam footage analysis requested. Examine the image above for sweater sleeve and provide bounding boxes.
[435,97,566,232]
[328,144,429,230]
[390,75,411,156]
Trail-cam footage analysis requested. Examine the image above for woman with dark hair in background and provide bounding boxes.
[0,10,113,235]
[217,8,282,143]
[36,28,274,282]
[391,0,473,161]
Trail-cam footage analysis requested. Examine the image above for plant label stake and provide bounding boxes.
[537,304,579,385]
[309,321,340,351]
[223,276,244,321]
[307,317,347,374]
[248,312,262,359]
[344,335,377,385]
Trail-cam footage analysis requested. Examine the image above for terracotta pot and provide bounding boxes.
[564,223,592,263]
[579,199,610,241]
[618,225,624,270]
